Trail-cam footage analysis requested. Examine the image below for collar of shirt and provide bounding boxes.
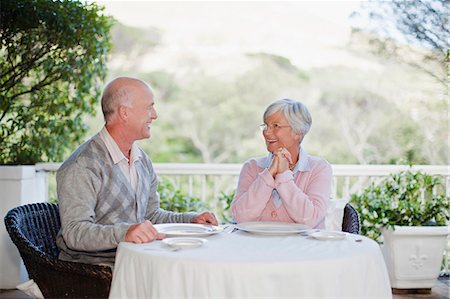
[99,126,142,164]
[257,146,311,174]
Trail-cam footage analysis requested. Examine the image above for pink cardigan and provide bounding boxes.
[231,149,332,228]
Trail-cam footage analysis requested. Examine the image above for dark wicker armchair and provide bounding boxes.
[4,202,112,299]
[341,203,360,234]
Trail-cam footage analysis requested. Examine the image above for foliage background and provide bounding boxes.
[81,1,448,167]
[0,0,113,164]
[1,1,446,166]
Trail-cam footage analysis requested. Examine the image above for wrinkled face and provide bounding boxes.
[262,111,301,153]
[126,86,158,140]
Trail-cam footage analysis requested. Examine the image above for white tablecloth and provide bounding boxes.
[109,230,392,298]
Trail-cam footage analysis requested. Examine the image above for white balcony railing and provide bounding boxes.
[36,163,449,202]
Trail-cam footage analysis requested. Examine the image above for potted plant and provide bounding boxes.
[350,169,450,291]
[0,0,112,288]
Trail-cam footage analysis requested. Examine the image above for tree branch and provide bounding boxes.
[0,71,63,123]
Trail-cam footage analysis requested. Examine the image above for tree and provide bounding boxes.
[140,53,309,164]
[108,23,161,76]
[0,0,113,164]
[350,0,449,86]
[349,0,448,165]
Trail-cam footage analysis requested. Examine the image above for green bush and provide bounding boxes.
[0,0,113,164]
[350,169,450,243]
[215,190,235,223]
[158,179,235,224]
[158,179,207,213]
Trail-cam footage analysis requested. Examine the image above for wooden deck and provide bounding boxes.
[1,274,448,299]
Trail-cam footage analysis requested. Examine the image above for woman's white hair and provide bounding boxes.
[263,98,312,137]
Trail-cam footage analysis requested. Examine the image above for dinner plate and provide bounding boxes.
[162,237,207,249]
[236,222,311,236]
[311,231,346,241]
[155,223,223,237]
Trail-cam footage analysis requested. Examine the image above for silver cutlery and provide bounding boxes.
[223,224,238,234]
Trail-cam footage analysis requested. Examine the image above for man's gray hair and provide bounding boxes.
[101,77,149,123]
[263,98,312,137]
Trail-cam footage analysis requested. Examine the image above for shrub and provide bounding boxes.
[158,179,207,213]
[215,191,235,223]
[157,179,235,224]
[350,169,450,243]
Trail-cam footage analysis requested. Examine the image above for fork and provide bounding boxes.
[223,224,238,234]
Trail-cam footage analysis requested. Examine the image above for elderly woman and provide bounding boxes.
[231,99,332,229]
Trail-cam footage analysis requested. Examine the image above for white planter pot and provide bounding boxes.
[381,225,449,289]
[0,165,48,288]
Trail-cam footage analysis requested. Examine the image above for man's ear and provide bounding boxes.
[118,105,128,121]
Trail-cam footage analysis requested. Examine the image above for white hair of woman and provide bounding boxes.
[263,98,312,141]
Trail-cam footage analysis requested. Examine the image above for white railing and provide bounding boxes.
[37,163,449,201]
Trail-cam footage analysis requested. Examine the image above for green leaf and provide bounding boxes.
[0,0,113,164]
[350,168,450,243]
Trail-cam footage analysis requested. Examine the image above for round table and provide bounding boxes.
[109,229,392,298]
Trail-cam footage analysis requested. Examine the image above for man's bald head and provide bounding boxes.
[101,77,153,123]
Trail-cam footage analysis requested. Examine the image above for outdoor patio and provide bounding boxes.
[1,274,448,298]
[2,0,448,297]
[1,162,449,298]
[1,163,449,298]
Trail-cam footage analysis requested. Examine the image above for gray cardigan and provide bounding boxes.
[56,133,197,265]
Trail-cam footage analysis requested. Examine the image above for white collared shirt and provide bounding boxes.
[99,127,142,192]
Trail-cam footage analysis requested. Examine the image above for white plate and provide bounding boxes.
[162,237,207,249]
[155,223,223,237]
[311,231,346,241]
[236,222,311,236]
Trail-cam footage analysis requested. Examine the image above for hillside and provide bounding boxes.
[85,2,447,165]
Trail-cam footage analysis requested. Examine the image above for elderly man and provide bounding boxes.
[56,77,217,266]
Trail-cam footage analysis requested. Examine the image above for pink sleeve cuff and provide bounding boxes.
[274,170,294,187]
[259,168,276,188]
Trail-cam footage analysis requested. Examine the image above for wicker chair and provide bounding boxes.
[341,203,360,234]
[4,202,112,298]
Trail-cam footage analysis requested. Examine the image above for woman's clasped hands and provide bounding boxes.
[268,147,294,178]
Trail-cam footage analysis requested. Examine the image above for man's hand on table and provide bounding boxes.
[192,211,219,226]
[124,212,218,244]
[125,220,165,243]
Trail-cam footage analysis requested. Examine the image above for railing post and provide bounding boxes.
[188,176,193,197]
[0,166,48,288]
[201,175,206,202]
[446,176,450,197]
[331,177,337,200]
[343,176,350,201]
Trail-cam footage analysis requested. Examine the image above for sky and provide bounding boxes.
[94,1,368,71]
[96,1,361,28]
